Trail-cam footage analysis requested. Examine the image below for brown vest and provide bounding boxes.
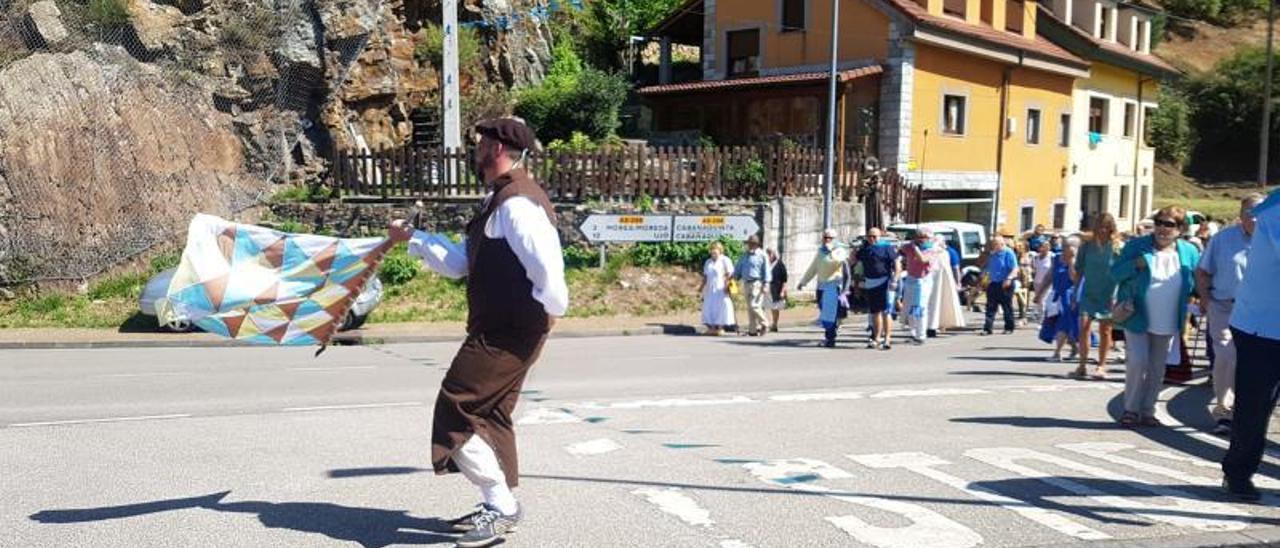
[465,168,557,336]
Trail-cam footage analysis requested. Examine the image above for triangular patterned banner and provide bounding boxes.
[158,214,394,351]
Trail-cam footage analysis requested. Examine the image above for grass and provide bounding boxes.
[1154,163,1277,221]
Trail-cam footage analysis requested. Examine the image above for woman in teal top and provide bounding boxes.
[1070,213,1121,380]
[1110,206,1200,426]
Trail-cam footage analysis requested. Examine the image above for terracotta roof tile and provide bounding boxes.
[637,65,884,96]
[881,0,1089,68]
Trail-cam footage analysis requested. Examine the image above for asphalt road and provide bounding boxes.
[3,323,1279,548]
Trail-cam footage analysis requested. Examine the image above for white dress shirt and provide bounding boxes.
[407,195,569,317]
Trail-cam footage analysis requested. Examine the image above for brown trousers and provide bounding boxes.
[432,330,546,488]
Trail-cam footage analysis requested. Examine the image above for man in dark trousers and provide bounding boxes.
[388,118,568,547]
[1221,190,1280,501]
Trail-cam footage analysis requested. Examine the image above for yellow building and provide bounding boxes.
[1037,1,1177,231]
[642,0,1090,234]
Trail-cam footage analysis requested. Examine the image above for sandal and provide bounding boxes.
[1067,367,1087,379]
[1089,368,1107,380]
[1119,412,1140,427]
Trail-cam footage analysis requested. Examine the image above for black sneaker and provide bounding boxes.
[1213,419,1232,436]
[927,329,938,338]
[455,504,522,547]
[1222,477,1262,502]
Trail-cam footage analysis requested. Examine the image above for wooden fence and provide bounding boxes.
[330,144,922,222]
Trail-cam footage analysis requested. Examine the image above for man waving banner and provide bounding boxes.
[156,213,394,351]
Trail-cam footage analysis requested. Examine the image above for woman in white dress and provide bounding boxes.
[927,235,967,334]
[700,241,737,335]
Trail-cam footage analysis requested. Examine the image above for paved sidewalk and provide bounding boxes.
[0,305,824,349]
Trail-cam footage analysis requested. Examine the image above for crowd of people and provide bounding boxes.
[696,194,1280,501]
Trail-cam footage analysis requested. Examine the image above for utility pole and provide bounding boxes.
[822,0,840,229]
[1261,0,1276,188]
[442,0,462,152]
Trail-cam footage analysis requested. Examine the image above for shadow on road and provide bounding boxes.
[951,416,1121,430]
[29,491,457,547]
[328,466,429,479]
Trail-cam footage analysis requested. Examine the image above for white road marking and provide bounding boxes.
[89,372,194,379]
[282,402,422,412]
[571,397,758,410]
[769,392,863,402]
[613,354,693,362]
[516,407,582,425]
[1138,449,1280,490]
[9,414,192,428]
[744,458,982,548]
[966,447,1250,532]
[848,452,1110,541]
[870,388,989,399]
[632,487,714,527]
[287,366,377,372]
[564,438,623,456]
[1059,442,1279,506]
[718,541,753,548]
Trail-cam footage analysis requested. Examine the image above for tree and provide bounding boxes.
[568,0,686,71]
[514,42,629,142]
[1151,86,1195,167]
[1184,48,1280,179]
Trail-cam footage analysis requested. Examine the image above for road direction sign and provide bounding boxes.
[579,215,674,243]
[672,215,760,242]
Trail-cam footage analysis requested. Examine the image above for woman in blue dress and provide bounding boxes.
[1040,241,1081,361]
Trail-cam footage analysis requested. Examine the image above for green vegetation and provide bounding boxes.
[0,251,180,329]
[723,157,769,200]
[220,6,282,62]
[1175,48,1280,181]
[1160,0,1264,26]
[415,23,484,74]
[86,0,130,28]
[269,184,336,204]
[1153,164,1277,221]
[557,0,685,70]
[377,247,422,286]
[1151,86,1195,168]
[514,42,628,142]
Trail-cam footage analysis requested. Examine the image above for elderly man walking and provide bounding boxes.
[1196,194,1265,436]
[735,235,772,336]
[982,236,1019,335]
[1221,189,1280,501]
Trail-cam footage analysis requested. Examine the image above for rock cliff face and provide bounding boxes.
[0,0,554,283]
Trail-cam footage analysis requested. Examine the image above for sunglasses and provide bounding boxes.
[1153,218,1179,229]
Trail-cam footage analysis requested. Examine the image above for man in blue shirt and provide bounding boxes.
[735,235,772,336]
[853,228,900,349]
[1222,190,1280,502]
[1196,194,1265,436]
[982,236,1018,335]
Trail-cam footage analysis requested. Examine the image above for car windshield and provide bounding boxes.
[962,231,983,256]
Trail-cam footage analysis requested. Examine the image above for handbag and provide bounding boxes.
[728,279,740,296]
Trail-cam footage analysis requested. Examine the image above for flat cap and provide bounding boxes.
[473,118,540,152]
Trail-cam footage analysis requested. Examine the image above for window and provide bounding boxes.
[1097,6,1111,39]
[1123,103,1136,138]
[1138,19,1150,52]
[943,94,967,135]
[962,231,983,257]
[1140,186,1150,218]
[1006,0,1025,34]
[1052,203,1067,230]
[781,0,805,31]
[1089,97,1109,134]
[727,29,760,78]
[1119,186,1131,218]
[1026,108,1042,144]
[1059,113,1071,147]
[1020,206,1035,232]
[1143,106,1156,147]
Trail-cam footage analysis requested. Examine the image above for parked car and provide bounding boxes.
[139,268,384,333]
[887,221,988,290]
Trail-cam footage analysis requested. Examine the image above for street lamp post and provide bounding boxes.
[1261,0,1276,188]
[822,0,840,230]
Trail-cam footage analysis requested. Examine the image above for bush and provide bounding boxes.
[1151,86,1195,167]
[563,245,600,269]
[149,253,180,274]
[378,249,421,286]
[415,22,483,75]
[514,42,628,142]
[87,0,130,28]
[723,157,769,200]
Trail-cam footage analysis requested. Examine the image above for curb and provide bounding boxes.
[0,320,821,350]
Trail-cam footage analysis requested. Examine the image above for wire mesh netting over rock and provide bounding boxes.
[0,0,554,285]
